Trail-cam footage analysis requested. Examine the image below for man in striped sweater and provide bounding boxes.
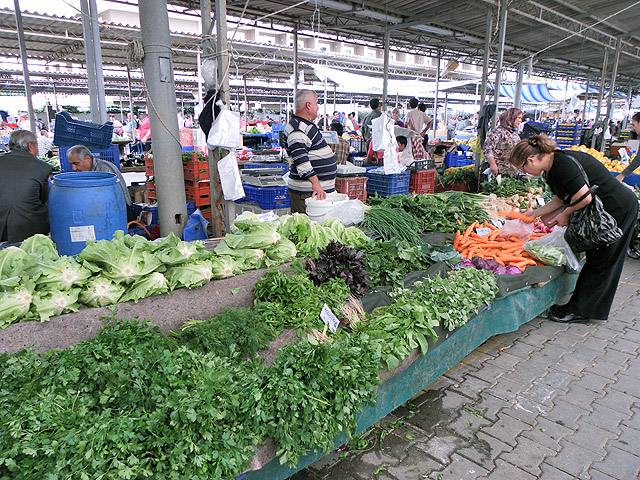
[284,89,337,213]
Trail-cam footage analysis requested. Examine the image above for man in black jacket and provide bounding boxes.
[0,130,51,242]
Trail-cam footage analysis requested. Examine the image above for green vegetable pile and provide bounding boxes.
[0,255,499,477]
[362,268,498,369]
[442,166,476,185]
[360,205,421,243]
[363,238,459,288]
[369,192,488,233]
[481,176,545,198]
[1,212,370,328]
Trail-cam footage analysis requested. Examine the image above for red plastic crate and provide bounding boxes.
[146,181,156,195]
[409,169,437,194]
[335,176,367,202]
[145,164,154,176]
[185,180,211,207]
[183,160,209,182]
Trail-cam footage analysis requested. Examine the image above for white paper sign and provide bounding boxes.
[258,212,279,223]
[69,225,96,243]
[320,304,340,333]
[475,227,492,237]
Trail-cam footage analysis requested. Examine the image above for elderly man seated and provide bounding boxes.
[66,145,131,206]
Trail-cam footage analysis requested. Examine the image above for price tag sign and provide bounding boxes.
[536,196,545,206]
[69,225,96,243]
[257,211,278,222]
[475,227,492,237]
[320,304,340,333]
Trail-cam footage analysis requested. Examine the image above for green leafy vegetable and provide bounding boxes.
[360,205,421,243]
[19,234,59,263]
[165,260,213,289]
[210,255,237,279]
[0,286,33,328]
[79,276,125,307]
[120,272,170,303]
[30,288,81,321]
[174,308,272,358]
[34,257,91,292]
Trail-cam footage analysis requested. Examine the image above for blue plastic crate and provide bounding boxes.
[181,146,195,152]
[53,111,113,149]
[241,162,289,173]
[59,144,120,172]
[444,152,474,168]
[366,170,410,197]
[142,201,198,226]
[241,184,290,209]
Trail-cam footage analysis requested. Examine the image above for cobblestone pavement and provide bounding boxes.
[294,260,640,480]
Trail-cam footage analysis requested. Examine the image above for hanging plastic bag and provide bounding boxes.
[207,101,241,149]
[371,114,393,152]
[217,151,245,201]
[524,227,581,272]
[182,209,209,241]
[498,219,534,240]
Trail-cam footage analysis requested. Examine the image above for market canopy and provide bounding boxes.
[310,64,479,97]
[498,83,561,104]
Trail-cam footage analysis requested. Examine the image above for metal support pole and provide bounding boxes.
[605,37,623,125]
[624,83,633,129]
[89,0,107,123]
[434,49,441,136]
[595,49,609,121]
[139,0,187,236]
[52,82,59,111]
[333,83,337,112]
[514,64,524,109]
[602,37,622,152]
[13,0,36,133]
[80,0,98,122]
[126,65,134,116]
[243,77,248,120]
[592,48,609,148]
[492,0,508,128]
[324,63,328,130]
[80,0,106,123]
[215,0,230,104]
[200,0,225,235]
[582,77,590,123]
[443,91,448,137]
[382,30,390,108]
[395,92,399,108]
[561,77,569,118]
[479,6,493,114]
[293,27,299,109]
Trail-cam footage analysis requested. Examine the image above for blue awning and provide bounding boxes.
[497,83,560,103]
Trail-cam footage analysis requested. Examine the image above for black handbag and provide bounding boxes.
[564,155,623,252]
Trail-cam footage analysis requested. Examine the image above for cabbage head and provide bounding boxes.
[0,286,33,328]
[20,234,59,262]
[31,288,80,321]
[165,260,213,289]
[79,277,125,307]
[120,272,170,303]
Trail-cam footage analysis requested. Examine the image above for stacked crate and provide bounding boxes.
[145,153,212,222]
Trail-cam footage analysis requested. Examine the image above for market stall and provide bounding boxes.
[0,182,588,480]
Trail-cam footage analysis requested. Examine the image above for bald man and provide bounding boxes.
[284,90,337,213]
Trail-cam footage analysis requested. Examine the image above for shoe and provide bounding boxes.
[548,311,590,323]
[627,249,640,259]
[549,304,571,317]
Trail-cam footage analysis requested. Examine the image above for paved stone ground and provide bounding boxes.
[294,259,640,480]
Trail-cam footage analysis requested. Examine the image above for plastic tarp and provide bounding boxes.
[310,64,478,97]
[498,83,562,103]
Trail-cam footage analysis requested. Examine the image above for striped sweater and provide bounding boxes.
[284,115,336,193]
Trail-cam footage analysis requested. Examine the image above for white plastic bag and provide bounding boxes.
[305,193,365,225]
[217,151,245,201]
[524,227,581,272]
[332,199,366,225]
[207,102,241,149]
[499,219,534,240]
[371,113,394,152]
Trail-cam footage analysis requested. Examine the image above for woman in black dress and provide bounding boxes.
[509,134,638,323]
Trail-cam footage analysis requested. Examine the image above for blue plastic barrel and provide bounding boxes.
[49,172,127,255]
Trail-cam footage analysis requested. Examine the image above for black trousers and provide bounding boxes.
[567,201,639,320]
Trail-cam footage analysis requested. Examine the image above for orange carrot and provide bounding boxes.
[497,211,535,223]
